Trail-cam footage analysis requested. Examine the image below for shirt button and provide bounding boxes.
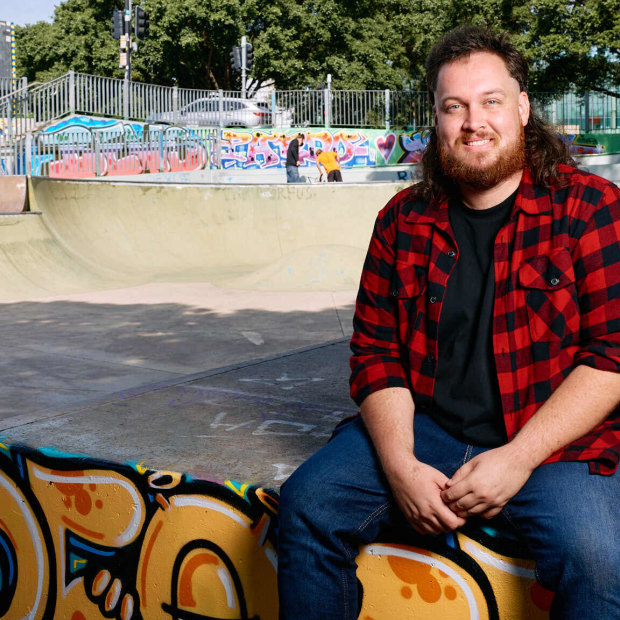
[392,289,399,297]
[550,277,560,286]
[429,296,438,304]
[426,355,435,363]
[447,250,456,257]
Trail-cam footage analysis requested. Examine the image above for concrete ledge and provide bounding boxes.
[0,441,553,619]
[0,175,28,213]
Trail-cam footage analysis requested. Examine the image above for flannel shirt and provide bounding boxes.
[350,165,620,475]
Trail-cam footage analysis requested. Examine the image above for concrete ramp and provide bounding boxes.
[1,178,409,301]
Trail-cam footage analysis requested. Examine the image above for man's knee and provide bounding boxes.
[535,518,619,591]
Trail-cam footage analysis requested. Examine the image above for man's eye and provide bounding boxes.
[446,104,461,112]
[487,99,499,105]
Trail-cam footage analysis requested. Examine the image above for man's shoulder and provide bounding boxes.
[378,183,431,221]
[549,164,620,209]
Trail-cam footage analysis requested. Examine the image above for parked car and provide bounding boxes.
[148,97,271,128]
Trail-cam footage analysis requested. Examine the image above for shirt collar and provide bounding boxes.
[403,167,553,224]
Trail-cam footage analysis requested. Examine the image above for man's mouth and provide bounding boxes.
[464,138,492,146]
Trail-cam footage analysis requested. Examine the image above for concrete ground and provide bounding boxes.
[0,177,414,487]
[0,283,358,487]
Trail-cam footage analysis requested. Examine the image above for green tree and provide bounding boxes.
[15,0,620,96]
[16,0,121,82]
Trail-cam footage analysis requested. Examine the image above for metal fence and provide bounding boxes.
[1,70,619,176]
[1,70,617,135]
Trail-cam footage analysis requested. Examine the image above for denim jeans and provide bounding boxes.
[286,165,301,183]
[277,413,619,619]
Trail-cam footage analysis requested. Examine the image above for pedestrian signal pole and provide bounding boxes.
[241,35,247,99]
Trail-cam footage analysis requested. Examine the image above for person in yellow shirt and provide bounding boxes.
[315,148,342,182]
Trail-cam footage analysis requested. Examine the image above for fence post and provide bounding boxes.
[25,132,32,176]
[69,70,76,115]
[385,89,390,131]
[271,90,276,128]
[172,86,179,124]
[123,78,129,120]
[324,74,332,128]
[218,89,224,127]
[584,91,590,133]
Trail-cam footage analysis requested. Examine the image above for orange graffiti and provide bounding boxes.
[61,516,105,540]
[388,553,442,603]
[140,519,163,604]
[179,552,219,606]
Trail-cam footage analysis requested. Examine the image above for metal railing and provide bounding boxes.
[1,71,619,176]
[0,76,27,97]
[1,70,618,135]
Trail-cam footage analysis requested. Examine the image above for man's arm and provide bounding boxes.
[442,348,620,519]
[361,387,466,534]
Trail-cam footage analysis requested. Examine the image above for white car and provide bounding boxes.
[148,97,271,128]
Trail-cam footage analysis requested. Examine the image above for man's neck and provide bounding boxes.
[459,170,523,210]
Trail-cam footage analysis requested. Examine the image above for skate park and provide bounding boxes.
[0,172,570,620]
[1,38,619,618]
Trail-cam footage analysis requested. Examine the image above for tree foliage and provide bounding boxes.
[15,0,620,95]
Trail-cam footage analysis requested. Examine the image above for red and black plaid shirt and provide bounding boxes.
[350,166,620,474]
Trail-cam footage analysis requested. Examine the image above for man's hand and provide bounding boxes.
[440,446,534,519]
[385,456,466,535]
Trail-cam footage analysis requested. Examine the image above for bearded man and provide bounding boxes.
[277,25,620,620]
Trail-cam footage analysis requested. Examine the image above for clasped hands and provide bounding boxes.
[388,446,534,535]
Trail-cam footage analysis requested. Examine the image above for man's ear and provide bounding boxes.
[519,92,530,127]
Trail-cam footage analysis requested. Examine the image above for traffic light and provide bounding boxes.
[245,43,254,72]
[112,9,124,40]
[134,6,149,40]
[229,46,241,72]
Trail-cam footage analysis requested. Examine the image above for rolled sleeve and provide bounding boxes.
[572,182,620,374]
[350,203,409,405]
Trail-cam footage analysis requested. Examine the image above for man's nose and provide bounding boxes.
[462,106,486,131]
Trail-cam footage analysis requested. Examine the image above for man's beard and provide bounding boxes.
[438,128,526,190]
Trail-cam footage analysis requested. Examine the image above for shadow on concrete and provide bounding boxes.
[0,298,357,486]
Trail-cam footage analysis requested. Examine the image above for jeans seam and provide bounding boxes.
[337,502,389,620]
[501,508,543,583]
[354,501,390,537]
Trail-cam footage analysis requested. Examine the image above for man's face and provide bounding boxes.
[434,51,530,190]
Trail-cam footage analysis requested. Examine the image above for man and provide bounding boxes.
[278,25,620,620]
[316,147,343,182]
[285,132,305,183]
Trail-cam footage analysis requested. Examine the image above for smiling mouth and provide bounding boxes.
[465,139,492,146]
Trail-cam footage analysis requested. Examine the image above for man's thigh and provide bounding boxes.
[503,461,619,588]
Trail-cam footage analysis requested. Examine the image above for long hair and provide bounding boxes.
[419,25,575,202]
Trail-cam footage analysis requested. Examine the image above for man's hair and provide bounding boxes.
[316,148,323,154]
[420,24,574,201]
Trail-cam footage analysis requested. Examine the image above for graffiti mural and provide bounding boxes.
[0,442,278,620]
[3,111,619,179]
[0,441,553,619]
[27,116,213,179]
[219,127,430,170]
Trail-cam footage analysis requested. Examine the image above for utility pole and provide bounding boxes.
[241,35,247,100]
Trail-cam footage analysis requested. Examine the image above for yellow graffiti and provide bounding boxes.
[0,447,553,619]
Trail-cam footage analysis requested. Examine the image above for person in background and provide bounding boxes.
[315,148,343,182]
[285,133,305,183]
[277,24,620,620]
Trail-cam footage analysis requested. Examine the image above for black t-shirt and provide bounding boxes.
[286,138,299,167]
[430,190,517,446]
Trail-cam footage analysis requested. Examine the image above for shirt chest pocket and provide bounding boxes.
[392,261,428,343]
[518,249,580,342]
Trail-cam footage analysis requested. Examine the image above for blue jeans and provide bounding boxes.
[277,413,619,619]
[286,165,301,183]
